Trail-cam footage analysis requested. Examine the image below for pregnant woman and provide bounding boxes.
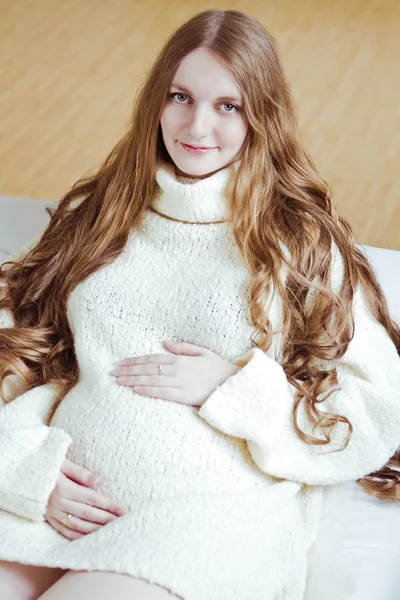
[1,9,400,600]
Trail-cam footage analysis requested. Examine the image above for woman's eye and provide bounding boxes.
[221,103,238,113]
[172,93,188,103]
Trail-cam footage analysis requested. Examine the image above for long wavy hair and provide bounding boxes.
[1,9,399,499]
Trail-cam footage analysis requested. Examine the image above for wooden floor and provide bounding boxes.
[0,0,399,249]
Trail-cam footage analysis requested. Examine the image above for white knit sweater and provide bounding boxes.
[1,162,400,600]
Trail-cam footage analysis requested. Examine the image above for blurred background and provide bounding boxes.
[0,0,399,249]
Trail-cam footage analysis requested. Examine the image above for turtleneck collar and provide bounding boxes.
[149,161,237,224]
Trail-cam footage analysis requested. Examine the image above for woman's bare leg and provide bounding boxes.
[0,560,67,600]
[38,570,184,600]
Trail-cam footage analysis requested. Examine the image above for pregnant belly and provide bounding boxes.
[50,380,271,507]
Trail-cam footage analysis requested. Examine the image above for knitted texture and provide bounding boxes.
[1,163,400,600]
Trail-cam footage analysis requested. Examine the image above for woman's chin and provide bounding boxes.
[172,157,231,180]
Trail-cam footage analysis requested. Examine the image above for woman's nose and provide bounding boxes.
[187,106,213,139]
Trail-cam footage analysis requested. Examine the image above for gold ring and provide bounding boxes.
[158,364,163,375]
[61,513,72,528]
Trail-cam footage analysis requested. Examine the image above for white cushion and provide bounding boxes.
[359,244,400,323]
[0,196,52,259]
[305,481,400,599]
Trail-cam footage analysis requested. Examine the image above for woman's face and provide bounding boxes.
[160,47,248,179]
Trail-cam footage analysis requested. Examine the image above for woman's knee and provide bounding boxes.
[0,559,67,600]
[38,570,184,600]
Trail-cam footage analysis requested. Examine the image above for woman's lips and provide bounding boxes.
[180,142,217,154]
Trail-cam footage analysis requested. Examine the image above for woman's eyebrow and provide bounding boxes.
[170,82,242,104]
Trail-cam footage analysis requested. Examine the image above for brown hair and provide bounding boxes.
[1,9,399,499]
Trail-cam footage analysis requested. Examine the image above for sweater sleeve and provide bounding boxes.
[198,247,400,486]
[0,237,72,522]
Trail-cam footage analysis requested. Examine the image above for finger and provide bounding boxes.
[63,498,123,525]
[45,514,84,540]
[52,508,118,534]
[72,484,125,516]
[116,375,179,388]
[63,515,111,534]
[133,386,181,402]
[119,354,174,367]
[111,363,174,377]
[113,363,173,377]
[165,341,209,356]
[61,459,99,488]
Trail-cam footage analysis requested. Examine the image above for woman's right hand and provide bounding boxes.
[45,458,125,540]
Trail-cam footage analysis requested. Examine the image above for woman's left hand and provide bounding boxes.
[111,340,241,408]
